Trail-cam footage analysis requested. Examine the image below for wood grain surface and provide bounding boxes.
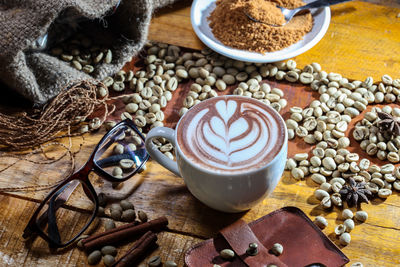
[1,1,400,266]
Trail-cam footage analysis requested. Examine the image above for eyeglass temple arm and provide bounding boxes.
[47,193,62,245]
[34,181,79,228]
[28,179,94,239]
[23,182,75,238]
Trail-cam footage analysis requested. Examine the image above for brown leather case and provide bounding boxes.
[185,207,349,267]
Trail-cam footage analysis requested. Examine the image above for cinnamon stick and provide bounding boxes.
[81,216,168,251]
[112,231,157,267]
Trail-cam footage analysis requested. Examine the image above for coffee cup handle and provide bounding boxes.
[145,127,181,177]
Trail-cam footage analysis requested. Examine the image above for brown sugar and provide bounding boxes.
[245,0,286,26]
[208,0,313,53]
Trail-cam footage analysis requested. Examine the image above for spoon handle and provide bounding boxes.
[300,0,352,10]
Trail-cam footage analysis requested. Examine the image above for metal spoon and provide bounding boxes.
[245,0,351,27]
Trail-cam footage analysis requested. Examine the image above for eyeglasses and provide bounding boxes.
[22,119,149,248]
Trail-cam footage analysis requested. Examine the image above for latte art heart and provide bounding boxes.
[177,96,286,172]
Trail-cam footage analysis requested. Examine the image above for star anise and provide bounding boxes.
[376,111,400,136]
[339,178,372,207]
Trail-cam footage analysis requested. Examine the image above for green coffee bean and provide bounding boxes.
[79,124,89,134]
[87,250,102,265]
[112,167,123,177]
[299,72,314,84]
[82,65,94,74]
[164,261,178,267]
[222,74,235,85]
[103,255,115,267]
[343,219,355,232]
[291,168,304,180]
[110,209,122,221]
[220,249,235,260]
[355,211,368,222]
[339,233,351,245]
[342,209,353,220]
[321,196,332,209]
[320,182,332,192]
[314,189,330,200]
[119,159,135,169]
[120,200,134,210]
[76,234,89,249]
[101,245,117,256]
[148,255,162,266]
[97,192,108,207]
[293,153,308,161]
[104,220,116,231]
[138,210,148,222]
[314,216,328,229]
[311,174,326,184]
[378,188,392,198]
[104,49,112,63]
[121,209,136,222]
[269,243,283,256]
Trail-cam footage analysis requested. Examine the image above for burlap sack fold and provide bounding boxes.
[0,0,177,105]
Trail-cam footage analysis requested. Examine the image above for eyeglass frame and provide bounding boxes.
[22,119,149,248]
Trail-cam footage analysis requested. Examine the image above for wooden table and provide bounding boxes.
[1,1,400,266]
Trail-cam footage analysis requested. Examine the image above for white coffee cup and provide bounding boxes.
[145,95,287,213]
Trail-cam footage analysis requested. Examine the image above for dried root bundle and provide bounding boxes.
[0,80,114,151]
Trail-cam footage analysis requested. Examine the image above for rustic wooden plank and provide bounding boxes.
[148,0,202,50]
[1,185,399,266]
[1,1,400,266]
[0,194,202,267]
[1,70,400,266]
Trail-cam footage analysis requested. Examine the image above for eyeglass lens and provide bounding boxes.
[35,179,96,245]
[94,124,147,179]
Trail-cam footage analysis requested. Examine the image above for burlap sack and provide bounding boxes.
[0,0,177,105]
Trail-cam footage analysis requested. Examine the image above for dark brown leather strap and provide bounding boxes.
[220,220,287,267]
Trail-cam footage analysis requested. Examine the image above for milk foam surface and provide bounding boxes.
[177,96,286,173]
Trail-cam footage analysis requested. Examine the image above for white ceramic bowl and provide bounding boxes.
[191,0,331,63]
